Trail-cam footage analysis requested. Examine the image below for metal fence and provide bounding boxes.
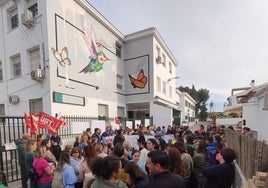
[0,115,95,182]
[0,115,153,182]
[225,128,268,179]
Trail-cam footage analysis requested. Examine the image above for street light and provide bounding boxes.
[167,76,180,82]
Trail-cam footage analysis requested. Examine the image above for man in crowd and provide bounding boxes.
[146,150,186,188]
[15,132,31,188]
[92,128,102,144]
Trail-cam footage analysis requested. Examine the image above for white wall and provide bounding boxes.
[243,97,268,142]
[150,102,172,127]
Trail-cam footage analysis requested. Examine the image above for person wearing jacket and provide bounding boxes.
[203,147,236,188]
[146,150,186,188]
[15,132,31,188]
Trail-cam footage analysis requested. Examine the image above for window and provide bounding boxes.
[162,54,166,67]
[28,47,40,71]
[162,81,166,95]
[28,3,38,17]
[156,46,161,57]
[157,76,161,92]
[0,61,3,81]
[116,74,123,90]
[116,43,121,58]
[117,106,125,117]
[98,104,108,120]
[169,62,172,74]
[0,104,5,115]
[29,98,43,114]
[169,86,172,98]
[11,55,21,77]
[9,7,18,29]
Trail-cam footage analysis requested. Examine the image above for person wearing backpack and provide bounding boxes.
[33,146,54,188]
[52,150,78,188]
[25,139,37,188]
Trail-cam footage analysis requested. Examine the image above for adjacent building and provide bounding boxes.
[0,0,184,127]
[177,90,196,126]
[224,80,268,141]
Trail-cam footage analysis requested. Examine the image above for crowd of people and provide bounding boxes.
[10,123,238,188]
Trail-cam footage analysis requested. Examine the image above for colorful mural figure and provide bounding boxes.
[128,69,147,89]
[79,26,109,73]
[51,47,71,67]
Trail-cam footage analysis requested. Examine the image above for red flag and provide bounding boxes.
[38,111,61,134]
[29,112,39,134]
[114,117,121,125]
[58,116,67,128]
[24,113,31,128]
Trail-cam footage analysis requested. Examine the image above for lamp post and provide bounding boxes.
[167,76,180,82]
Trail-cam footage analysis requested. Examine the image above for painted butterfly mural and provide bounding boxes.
[128,69,147,89]
[51,47,71,67]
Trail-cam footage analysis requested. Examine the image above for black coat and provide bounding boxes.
[203,162,235,188]
[146,171,186,188]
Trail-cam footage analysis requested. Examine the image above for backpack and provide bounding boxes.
[52,168,64,188]
[29,159,44,182]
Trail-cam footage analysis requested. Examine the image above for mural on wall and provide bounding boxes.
[128,69,147,89]
[54,13,115,91]
[124,55,150,95]
[79,26,110,73]
[51,47,71,67]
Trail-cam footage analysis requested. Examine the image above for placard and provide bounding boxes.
[71,122,90,134]
[5,142,17,150]
[91,120,106,134]
[126,121,133,129]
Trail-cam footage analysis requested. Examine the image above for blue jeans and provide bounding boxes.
[38,182,52,188]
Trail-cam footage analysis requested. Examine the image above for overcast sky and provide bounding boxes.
[88,0,268,111]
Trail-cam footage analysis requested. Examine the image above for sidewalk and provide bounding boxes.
[9,181,22,187]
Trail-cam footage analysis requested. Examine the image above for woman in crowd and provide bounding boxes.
[90,155,127,188]
[79,145,96,188]
[95,144,107,158]
[123,141,133,160]
[131,150,146,173]
[167,147,186,177]
[50,132,62,161]
[203,147,236,188]
[70,147,84,188]
[41,139,57,165]
[25,139,37,188]
[36,134,45,147]
[191,138,209,188]
[113,129,125,146]
[33,146,54,188]
[169,140,193,181]
[124,161,148,188]
[53,150,78,188]
[146,138,158,151]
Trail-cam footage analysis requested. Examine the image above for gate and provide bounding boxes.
[0,116,26,182]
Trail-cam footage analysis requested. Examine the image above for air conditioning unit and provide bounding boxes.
[9,95,20,104]
[156,56,162,64]
[21,10,34,28]
[263,92,268,110]
[31,68,44,82]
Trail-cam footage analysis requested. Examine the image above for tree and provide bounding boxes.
[178,86,210,121]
